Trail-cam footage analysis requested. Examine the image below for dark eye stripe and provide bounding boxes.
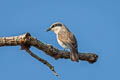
[54,23,62,27]
[51,25,55,28]
[51,23,62,28]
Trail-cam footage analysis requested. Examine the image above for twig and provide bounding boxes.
[24,48,58,76]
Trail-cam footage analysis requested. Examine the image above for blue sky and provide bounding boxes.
[0,0,120,80]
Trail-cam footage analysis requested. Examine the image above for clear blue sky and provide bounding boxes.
[0,0,120,80]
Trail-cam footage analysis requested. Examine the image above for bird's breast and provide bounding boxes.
[57,35,68,49]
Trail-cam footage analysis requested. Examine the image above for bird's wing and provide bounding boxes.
[58,27,79,62]
[68,32,78,49]
[58,28,78,49]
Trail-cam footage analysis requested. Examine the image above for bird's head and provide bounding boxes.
[46,22,63,34]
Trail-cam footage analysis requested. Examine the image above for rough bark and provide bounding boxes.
[0,32,98,76]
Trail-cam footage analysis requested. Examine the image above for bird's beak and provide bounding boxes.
[46,28,51,32]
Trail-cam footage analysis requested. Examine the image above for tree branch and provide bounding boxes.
[0,32,98,76]
[24,48,58,76]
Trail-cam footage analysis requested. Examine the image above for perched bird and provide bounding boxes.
[46,22,79,62]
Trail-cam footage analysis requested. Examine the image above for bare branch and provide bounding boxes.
[0,32,98,76]
[0,32,98,63]
[24,48,58,76]
[29,37,98,63]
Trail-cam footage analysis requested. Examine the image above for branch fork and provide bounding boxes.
[0,32,98,76]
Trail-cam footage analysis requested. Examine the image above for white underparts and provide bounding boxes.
[52,26,68,49]
[57,35,68,49]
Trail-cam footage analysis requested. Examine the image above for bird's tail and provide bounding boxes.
[70,48,79,62]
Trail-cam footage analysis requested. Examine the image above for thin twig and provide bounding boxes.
[24,48,58,76]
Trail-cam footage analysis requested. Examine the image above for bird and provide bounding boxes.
[46,22,79,62]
